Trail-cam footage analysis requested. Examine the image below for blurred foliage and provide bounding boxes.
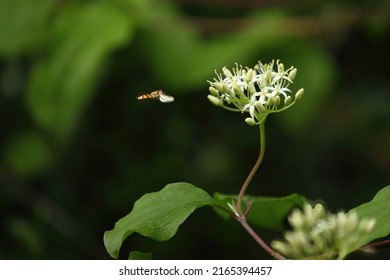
[0,0,389,259]
[213,193,305,231]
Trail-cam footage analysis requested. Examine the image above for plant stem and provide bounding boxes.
[236,121,266,216]
[235,120,286,260]
[238,215,286,260]
[362,239,390,250]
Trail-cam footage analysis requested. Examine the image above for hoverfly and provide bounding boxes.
[137,90,174,103]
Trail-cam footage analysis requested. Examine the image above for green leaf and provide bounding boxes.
[214,193,306,231]
[0,0,54,56]
[349,185,390,246]
[2,130,53,176]
[104,182,214,259]
[128,251,153,260]
[25,2,133,143]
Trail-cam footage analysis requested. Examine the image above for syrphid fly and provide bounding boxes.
[137,90,174,103]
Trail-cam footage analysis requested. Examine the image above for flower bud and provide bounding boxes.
[312,203,326,218]
[288,210,304,229]
[271,240,288,255]
[359,219,376,232]
[245,117,257,126]
[344,212,358,231]
[245,68,254,82]
[233,85,243,96]
[223,84,231,94]
[268,96,280,106]
[259,76,267,88]
[265,69,272,82]
[278,63,284,73]
[295,88,304,100]
[284,96,292,106]
[222,67,232,78]
[274,96,281,106]
[288,68,297,81]
[248,83,257,95]
[214,82,224,93]
[207,95,222,106]
[267,97,274,106]
[255,101,265,113]
[209,86,219,96]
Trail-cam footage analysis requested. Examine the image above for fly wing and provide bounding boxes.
[158,92,174,103]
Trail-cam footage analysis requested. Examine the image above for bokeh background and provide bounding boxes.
[0,0,389,259]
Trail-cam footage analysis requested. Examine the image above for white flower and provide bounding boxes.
[271,203,376,259]
[208,60,304,125]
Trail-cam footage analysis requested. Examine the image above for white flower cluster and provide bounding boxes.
[271,203,376,259]
[207,60,304,125]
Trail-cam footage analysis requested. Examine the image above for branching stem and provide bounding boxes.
[235,120,286,260]
[237,215,286,260]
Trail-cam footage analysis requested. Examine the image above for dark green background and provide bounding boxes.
[0,0,389,259]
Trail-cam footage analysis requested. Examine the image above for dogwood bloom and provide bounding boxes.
[208,60,304,125]
[271,203,376,259]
